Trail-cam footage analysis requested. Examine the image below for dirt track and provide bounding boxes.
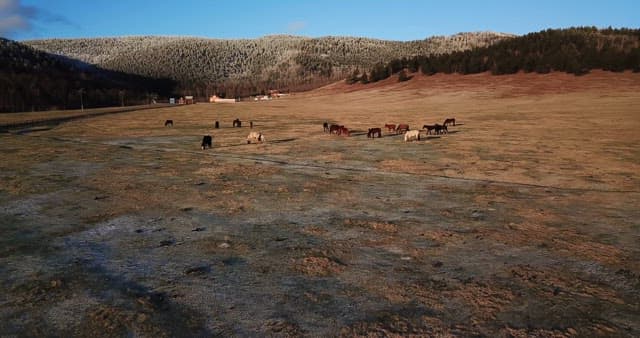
[1,71,639,336]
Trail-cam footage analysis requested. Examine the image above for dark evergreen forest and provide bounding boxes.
[0,38,175,112]
[351,28,640,84]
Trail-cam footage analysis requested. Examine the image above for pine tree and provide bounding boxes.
[397,70,410,82]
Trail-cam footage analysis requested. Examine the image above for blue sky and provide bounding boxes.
[1,0,638,41]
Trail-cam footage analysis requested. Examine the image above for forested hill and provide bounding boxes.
[0,38,175,112]
[354,27,640,84]
[24,32,511,97]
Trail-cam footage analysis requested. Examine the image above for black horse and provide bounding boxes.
[367,128,382,138]
[201,135,212,149]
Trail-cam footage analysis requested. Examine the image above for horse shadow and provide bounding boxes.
[349,130,369,137]
[270,138,297,144]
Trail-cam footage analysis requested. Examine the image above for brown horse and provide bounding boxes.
[434,123,448,135]
[164,119,173,127]
[367,128,382,138]
[443,118,456,126]
[395,124,409,134]
[339,126,350,136]
[233,118,242,127]
[329,124,342,134]
[385,124,396,132]
[323,122,329,132]
[423,124,437,135]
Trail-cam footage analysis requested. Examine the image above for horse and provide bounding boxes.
[434,124,448,135]
[339,126,350,137]
[164,119,173,127]
[233,118,242,128]
[404,129,420,142]
[329,124,342,134]
[385,124,396,132]
[395,124,409,134]
[214,121,219,129]
[201,135,212,149]
[423,124,437,135]
[323,122,329,133]
[247,131,265,143]
[443,118,456,127]
[250,121,254,129]
[367,128,382,138]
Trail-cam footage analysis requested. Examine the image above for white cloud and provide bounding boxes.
[0,0,72,38]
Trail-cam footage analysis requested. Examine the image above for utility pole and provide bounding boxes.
[79,88,84,112]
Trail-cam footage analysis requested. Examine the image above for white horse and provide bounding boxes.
[404,129,420,142]
[246,131,265,144]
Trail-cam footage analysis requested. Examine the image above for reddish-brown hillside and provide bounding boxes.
[312,70,640,97]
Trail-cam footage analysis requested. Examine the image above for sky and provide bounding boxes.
[1,0,638,41]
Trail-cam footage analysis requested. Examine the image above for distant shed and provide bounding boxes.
[209,95,236,103]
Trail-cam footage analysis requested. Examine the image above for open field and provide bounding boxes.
[1,71,639,336]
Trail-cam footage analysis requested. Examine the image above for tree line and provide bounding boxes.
[350,27,640,84]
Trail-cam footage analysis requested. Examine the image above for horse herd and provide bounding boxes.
[323,118,456,142]
[163,118,264,150]
[163,116,457,150]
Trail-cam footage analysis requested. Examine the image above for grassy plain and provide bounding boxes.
[1,71,639,336]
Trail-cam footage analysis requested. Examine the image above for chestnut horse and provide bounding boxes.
[339,126,350,136]
[443,118,456,126]
[385,124,396,132]
[395,124,409,134]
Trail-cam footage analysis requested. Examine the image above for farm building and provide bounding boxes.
[209,95,236,103]
[178,96,195,105]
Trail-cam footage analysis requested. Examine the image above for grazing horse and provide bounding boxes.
[367,128,382,138]
[443,118,456,127]
[214,121,219,129]
[250,121,254,129]
[164,119,173,127]
[329,124,342,134]
[233,118,242,128]
[395,124,409,134]
[339,126,350,136]
[246,131,265,143]
[423,124,437,135]
[201,135,212,149]
[323,122,329,133]
[434,124,448,135]
[385,124,396,132]
[404,129,420,142]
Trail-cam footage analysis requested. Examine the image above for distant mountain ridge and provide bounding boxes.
[24,32,513,96]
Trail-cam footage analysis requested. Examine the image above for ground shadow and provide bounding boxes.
[269,138,297,144]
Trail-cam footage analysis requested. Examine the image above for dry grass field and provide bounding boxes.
[1,71,639,337]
